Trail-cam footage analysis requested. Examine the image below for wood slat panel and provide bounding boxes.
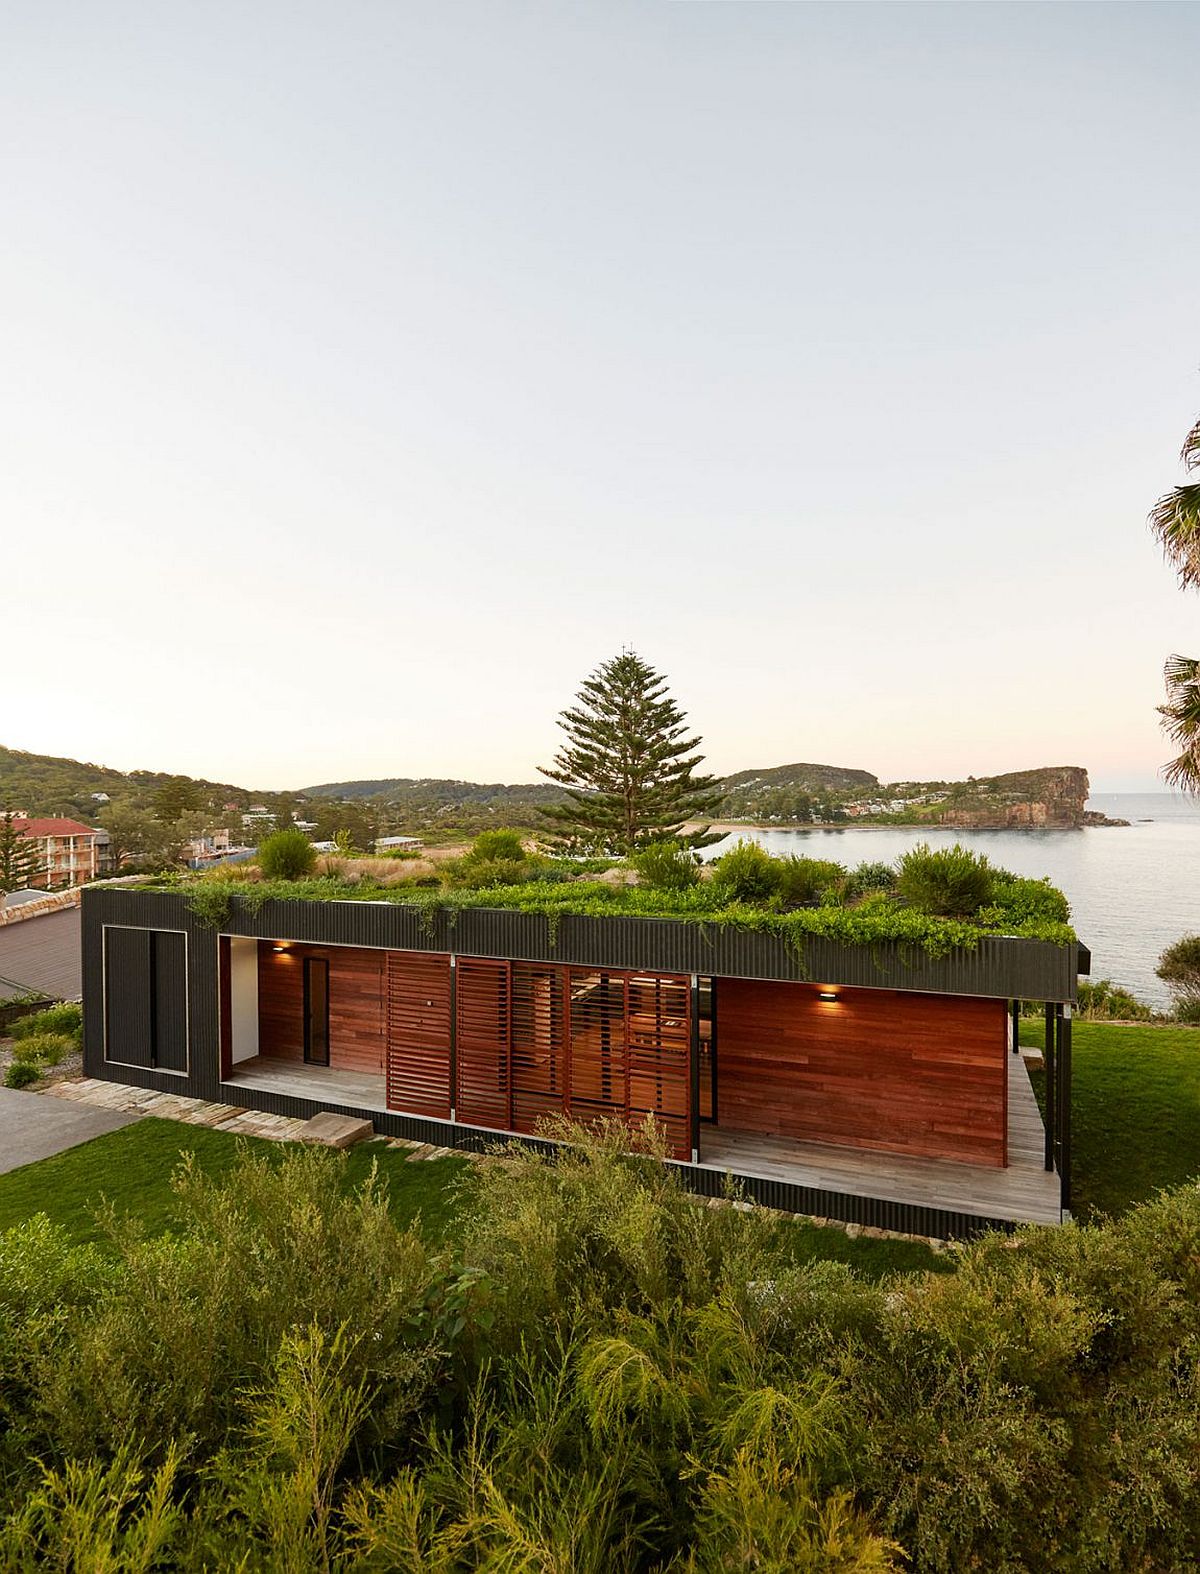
[386,950,452,1118]
[257,943,385,1073]
[717,980,1007,1167]
[626,974,690,1157]
[456,958,511,1128]
[566,968,692,1159]
[511,964,566,1133]
[568,970,629,1128]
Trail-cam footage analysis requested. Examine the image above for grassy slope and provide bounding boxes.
[0,1117,943,1277]
[1023,1019,1200,1221]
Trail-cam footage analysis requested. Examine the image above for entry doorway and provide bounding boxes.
[303,957,330,1065]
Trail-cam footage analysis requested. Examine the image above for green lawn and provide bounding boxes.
[1023,1019,1200,1221]
[0,1119,469,1246]
[0,1117,943,1277]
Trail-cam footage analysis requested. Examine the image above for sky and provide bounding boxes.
[3,3,1198,794]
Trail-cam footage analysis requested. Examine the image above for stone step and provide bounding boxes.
[298,1111,375,1149]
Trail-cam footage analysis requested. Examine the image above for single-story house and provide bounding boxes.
[81,886,1084,1238]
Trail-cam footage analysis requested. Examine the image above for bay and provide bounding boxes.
[703,794,1200,1011]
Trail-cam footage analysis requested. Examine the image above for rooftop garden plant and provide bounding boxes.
[257,827,317,881]
[145,832,1076,958]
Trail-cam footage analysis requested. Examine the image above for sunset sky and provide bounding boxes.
[4,3,1198,792]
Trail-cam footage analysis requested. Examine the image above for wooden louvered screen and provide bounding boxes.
[385,951,452,1118]
[511,964,567,1133]
[567,970,629,1129]
[383,950,692,1156]
[627,974,691,1158]
[456,958,511,1129]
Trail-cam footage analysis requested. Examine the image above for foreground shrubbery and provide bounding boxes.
[2,1126,1200,1569]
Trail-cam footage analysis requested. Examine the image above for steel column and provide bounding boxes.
[1043,1002,1056,1171]
[448,954,457,1123]
[1059,1004,1072,1213]
[689,973,701,1164]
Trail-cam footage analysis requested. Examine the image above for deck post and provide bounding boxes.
[1043,1002,1056,1171]
[689,973,701,1164]
[1059,1005,1072,1213]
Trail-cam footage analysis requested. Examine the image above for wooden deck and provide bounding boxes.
[225,1057,390,1113]
[224,1047,1061,1227]
[699,1050,1061,1225]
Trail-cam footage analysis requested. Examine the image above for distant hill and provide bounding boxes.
[301,777,566,807]
[721,762,879,795]
[1,742,1093,836]
[0,745,268,822]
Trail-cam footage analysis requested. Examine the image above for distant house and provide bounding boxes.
[90,791,111,804]
[11,817,100,889]
[375,835,423,851]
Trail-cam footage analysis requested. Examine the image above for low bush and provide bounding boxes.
[843,860,898,900]
[11,1003,82,1045]
[12,1033,74,1068]
[1157,933,1200,1021]
[896,843,994,917]
[257,828,317,881]
[447,855,533,889]
[984,872,1071,926]
[1076,978,1154,1021]
[630,839,700,891]
[469,829,527,862]
[775,855,845,906]
[711,840,780,902]
[3,1061,40,1089]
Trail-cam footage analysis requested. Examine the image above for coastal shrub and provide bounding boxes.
[775,856,845,906]
[9,1134,1200,1564]
[445,829,536,889]
[711,840,780,902]
[3,1061,40,1089]
[257,828,317,881]
[1075,979,1154,1021]
[985,873,1070,926]
[630,839,700,892]
[32,1146,441,1463]
[11,1002,82,1045]
[447,856,532,889]
[1157,934,1200,1021]
[843,860,898,900]
[469,829,527,862]
[896,843,993,917]
[12,1032,74,1067]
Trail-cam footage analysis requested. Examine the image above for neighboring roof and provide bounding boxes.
[0,907,81,1001]
[12,818,97,838]
[1,889,49,909]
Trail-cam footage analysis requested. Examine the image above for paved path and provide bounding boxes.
[0,1085,140,1174]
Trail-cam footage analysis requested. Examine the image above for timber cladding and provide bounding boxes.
[258,942,385,1073]
[717,979,1009,1167]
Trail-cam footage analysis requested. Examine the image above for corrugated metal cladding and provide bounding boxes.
[83,887,1081,1002]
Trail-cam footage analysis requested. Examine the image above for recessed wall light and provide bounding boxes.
[818,989,839,1003]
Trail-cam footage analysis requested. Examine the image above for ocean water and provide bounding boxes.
[703,794,1200,1011]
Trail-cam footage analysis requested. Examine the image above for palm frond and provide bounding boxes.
[1149,483,1200,589]
[1181,415,1200,473]
[1159,651,1200,794]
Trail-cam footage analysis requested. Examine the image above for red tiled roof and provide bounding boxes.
[12,818,97,838]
